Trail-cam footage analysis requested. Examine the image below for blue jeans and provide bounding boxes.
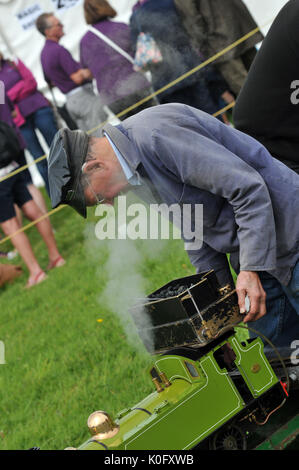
[20,106,58,195]
[251,261,299,349]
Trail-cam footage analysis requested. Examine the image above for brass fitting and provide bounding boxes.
[152,377,164,393]
[159,372,171,387]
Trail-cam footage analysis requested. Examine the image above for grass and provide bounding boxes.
[0,191,244,450]
[0,192,200,450]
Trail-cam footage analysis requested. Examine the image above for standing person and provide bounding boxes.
[233,0,299,174]
[129,0,234,117]
[0,93,47,214]
[0,53,58,195]
[47,103,299,348]
[0,117,65,288]
[174,0,264,96]
[36,12,107,133]
[80,0,157,121]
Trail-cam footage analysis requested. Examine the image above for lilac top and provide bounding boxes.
[41,40,82,94]
[80,20,149,105]
[0,60,48,118]
[0,95,25,149]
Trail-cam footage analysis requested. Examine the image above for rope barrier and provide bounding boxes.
[0,100,233,246]
[0,20,269,185]
[0,155,47,183]
[0,205,66,245]
[0,18,272,245]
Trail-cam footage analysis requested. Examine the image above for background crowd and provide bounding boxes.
[0,0,262,288]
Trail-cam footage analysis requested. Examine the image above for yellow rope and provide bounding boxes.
[0,19,271,244]
[0,101,234,246]
[0,206,66,245]
[0,22,267,184]
[0,155,47,183]
[87,26,261,134]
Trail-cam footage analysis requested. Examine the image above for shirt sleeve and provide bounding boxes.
[152,119,277,273]
[58,45,80,76]
[187,242,235,287]
[79,38,87,69]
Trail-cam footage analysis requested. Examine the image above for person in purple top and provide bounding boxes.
[129,0,235,121]
[0,93,47,213]
[0,53,58,195]
[80,0,157,120]
[0,93,65,288]
[36,12,107,132]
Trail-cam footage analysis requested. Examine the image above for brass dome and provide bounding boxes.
[87,410,119,440]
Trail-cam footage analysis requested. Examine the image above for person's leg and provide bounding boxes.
[27,184,47,214]
[0,174,47,286]
[32,106,58,149]
[21,200,64,268]
[241,47,258,72]
[66,85,107,133]
[19,115,50,195]
[282,260,299,313]
[0,216,45,285]
[15,151,47,213]
[251,271,299,349]
[108,87,158,121]
[216,60,248,97]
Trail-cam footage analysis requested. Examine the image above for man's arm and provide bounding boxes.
[57,45,93,85]
[69,68,93,85]
[151,120,275,320]
[187,242,234,288]
[236,271,266,322]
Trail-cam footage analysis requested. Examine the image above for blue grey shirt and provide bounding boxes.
[103,103,299,287]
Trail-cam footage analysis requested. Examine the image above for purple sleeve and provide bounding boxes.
[79,38,87,68]
[58,45,80,76]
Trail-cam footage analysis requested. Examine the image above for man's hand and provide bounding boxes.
[70,68,93,85]
[236,271,267,323]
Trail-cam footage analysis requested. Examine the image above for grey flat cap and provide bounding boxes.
[48,128,89,218]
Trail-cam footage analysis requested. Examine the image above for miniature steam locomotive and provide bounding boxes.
[63,271,293,451]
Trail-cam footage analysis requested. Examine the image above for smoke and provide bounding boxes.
[84,221,168,354]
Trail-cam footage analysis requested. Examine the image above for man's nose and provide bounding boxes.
[104,198,114,206]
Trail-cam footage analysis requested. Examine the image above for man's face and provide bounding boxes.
[82,154,129,207]
[46,16,64,40]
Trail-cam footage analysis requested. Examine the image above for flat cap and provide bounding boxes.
[48,128,89,218]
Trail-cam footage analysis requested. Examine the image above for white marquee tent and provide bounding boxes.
[0,0,290,97]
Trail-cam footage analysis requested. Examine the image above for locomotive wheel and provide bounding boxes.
[209,425,247,450]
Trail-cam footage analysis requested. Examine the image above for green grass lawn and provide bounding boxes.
[0,193,205,450]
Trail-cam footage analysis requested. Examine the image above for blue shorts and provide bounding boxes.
[15,150,32,185]
[0,169,32,223]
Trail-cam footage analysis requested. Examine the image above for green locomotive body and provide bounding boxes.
[77,333,281,450]
[63,272,289,451]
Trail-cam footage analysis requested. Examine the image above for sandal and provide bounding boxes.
[47,256,66,271]
[26,271,47,289]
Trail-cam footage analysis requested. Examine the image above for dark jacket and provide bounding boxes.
[129,0,227,99]
[174,0,263,63]
[103,103,299,287]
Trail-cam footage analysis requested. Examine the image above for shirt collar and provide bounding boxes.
[104,132,140,186]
